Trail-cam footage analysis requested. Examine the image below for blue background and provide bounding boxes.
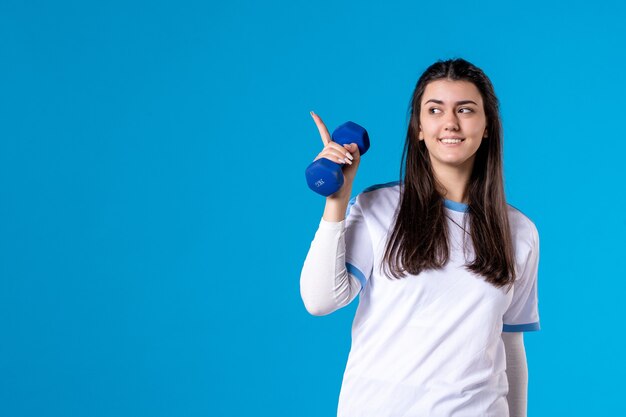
[2,0,625,415]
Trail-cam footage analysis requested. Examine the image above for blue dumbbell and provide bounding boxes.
[305,121,370,196]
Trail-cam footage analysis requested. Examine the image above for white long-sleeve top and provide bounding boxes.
[301,215,530,417]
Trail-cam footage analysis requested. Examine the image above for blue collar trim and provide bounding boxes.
[444,199,469,212]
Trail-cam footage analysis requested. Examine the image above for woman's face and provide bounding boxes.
[418,79,488,171]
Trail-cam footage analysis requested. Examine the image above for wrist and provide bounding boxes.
[328,187,352,202]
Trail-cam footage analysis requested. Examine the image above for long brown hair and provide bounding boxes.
[381,58,516,288]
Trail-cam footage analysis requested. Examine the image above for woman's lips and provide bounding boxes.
[438,138,465,146]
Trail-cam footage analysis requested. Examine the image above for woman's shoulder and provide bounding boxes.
[506,203,539,246]
[346,180,401,216]
[361,180,402,196]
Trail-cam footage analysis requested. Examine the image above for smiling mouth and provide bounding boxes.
[438,138,465,144]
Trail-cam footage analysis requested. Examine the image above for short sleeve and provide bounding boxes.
[344,193,374,292]
[503,223,541,332]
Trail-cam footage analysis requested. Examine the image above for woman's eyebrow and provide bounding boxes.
[424,99,478,106]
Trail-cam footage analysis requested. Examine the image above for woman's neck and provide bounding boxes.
[432,160,474,204]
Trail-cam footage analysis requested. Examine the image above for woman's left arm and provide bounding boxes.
[502,331,528,417]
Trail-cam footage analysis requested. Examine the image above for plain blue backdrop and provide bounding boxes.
[1,0,625,416]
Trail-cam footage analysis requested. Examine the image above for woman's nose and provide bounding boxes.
[444,115,460,131]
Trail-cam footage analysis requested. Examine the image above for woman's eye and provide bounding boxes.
[428,107,473,114]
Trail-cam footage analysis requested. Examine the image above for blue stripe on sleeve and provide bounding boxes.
[345,196,357,217]
[346,262,367,292]
[502,322,541,332]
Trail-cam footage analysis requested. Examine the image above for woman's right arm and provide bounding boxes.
[300,215,362,316]
[300,112,363,315]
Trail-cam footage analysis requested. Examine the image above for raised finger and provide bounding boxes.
[310,111,331,146]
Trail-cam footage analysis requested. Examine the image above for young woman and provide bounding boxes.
[300,58,540,417]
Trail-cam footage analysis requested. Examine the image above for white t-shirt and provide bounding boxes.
[317,180,540,417]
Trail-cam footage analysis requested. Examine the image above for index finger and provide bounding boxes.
[310,111,331,146]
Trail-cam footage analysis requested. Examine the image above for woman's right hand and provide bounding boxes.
[310,111,361,200]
